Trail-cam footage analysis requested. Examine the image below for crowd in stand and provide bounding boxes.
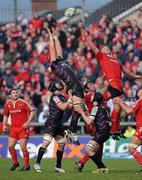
[0,12,142,134]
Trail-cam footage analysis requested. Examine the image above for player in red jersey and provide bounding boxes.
[81,28,142,138]
[3,88,35,171]
[113,88,142,173]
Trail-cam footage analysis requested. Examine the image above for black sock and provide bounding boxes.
[89,154,106,168]
[70,111,80,133]
[56,150,63,168]
[36,147,46,164]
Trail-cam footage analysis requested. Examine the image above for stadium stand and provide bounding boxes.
[0,1,142,134]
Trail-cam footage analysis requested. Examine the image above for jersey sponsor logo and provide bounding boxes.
[9,109,22,113]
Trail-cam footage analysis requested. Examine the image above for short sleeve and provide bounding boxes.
[91,106,98,117]
[24,102,35,113]
[4,103,9,117]
[53,96,61,104]
[131,100,142,113]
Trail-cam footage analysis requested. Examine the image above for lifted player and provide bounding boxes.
[34,80,72,173]
[81,28,142,139]
[48,27,85,145]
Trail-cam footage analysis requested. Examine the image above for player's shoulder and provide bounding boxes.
[5,99,12,105]
[136,99,142,105]
[18,98,29,105]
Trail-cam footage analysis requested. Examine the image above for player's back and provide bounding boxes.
[94,104,110,133]
[51,59,80,89]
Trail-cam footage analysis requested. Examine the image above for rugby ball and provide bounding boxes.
[64,7,77,17]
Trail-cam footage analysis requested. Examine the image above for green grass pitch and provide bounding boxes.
[0,159,142,180]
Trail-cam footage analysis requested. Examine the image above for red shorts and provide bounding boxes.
[134,129,142,141]
[9,127,29,140]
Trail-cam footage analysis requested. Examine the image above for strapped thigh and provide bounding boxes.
[55,135,65,145]
[43,134,53,144]
[87,140,100,152]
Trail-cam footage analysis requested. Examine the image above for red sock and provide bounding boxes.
[132,150,142,165]
[23,151,30,167]
[111,109,120,132]
[9,148,18,164]
[80,153,89,164]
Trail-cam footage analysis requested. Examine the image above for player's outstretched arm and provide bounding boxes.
[100,80,109,95]
[81,28,99,55]
[52,27,63,58]
[47,28,56,61]
[122,65,142,80]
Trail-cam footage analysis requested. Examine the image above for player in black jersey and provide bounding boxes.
[76,92,110,173]
[34,80,72,173]
[47,27,85,145]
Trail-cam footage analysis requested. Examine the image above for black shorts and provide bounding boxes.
[44,124,65,137]
[108,85,123,99]
[51,59,84,98]
[92,129,110,145]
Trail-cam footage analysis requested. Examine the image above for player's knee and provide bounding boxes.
[86,140,99,155]
[20,144,27,152]
[43,134,53,144]
[57,138,65,147]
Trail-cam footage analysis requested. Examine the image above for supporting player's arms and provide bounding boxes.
[57,99,72,110]
[78,108,94,125]
[81,28,99,55]
[113,98,133,114]
[100,80,109,95]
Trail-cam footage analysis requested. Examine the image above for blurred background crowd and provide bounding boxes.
[0,7,142,134]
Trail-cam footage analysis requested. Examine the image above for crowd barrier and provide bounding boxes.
[0,136,141,159]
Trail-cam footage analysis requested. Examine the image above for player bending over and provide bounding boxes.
[76,92,111,173]
[113,88,142,174]
[48,27,85,145]
[34,80,72,173]
[81,28,142,139]
[3,88,35,171]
